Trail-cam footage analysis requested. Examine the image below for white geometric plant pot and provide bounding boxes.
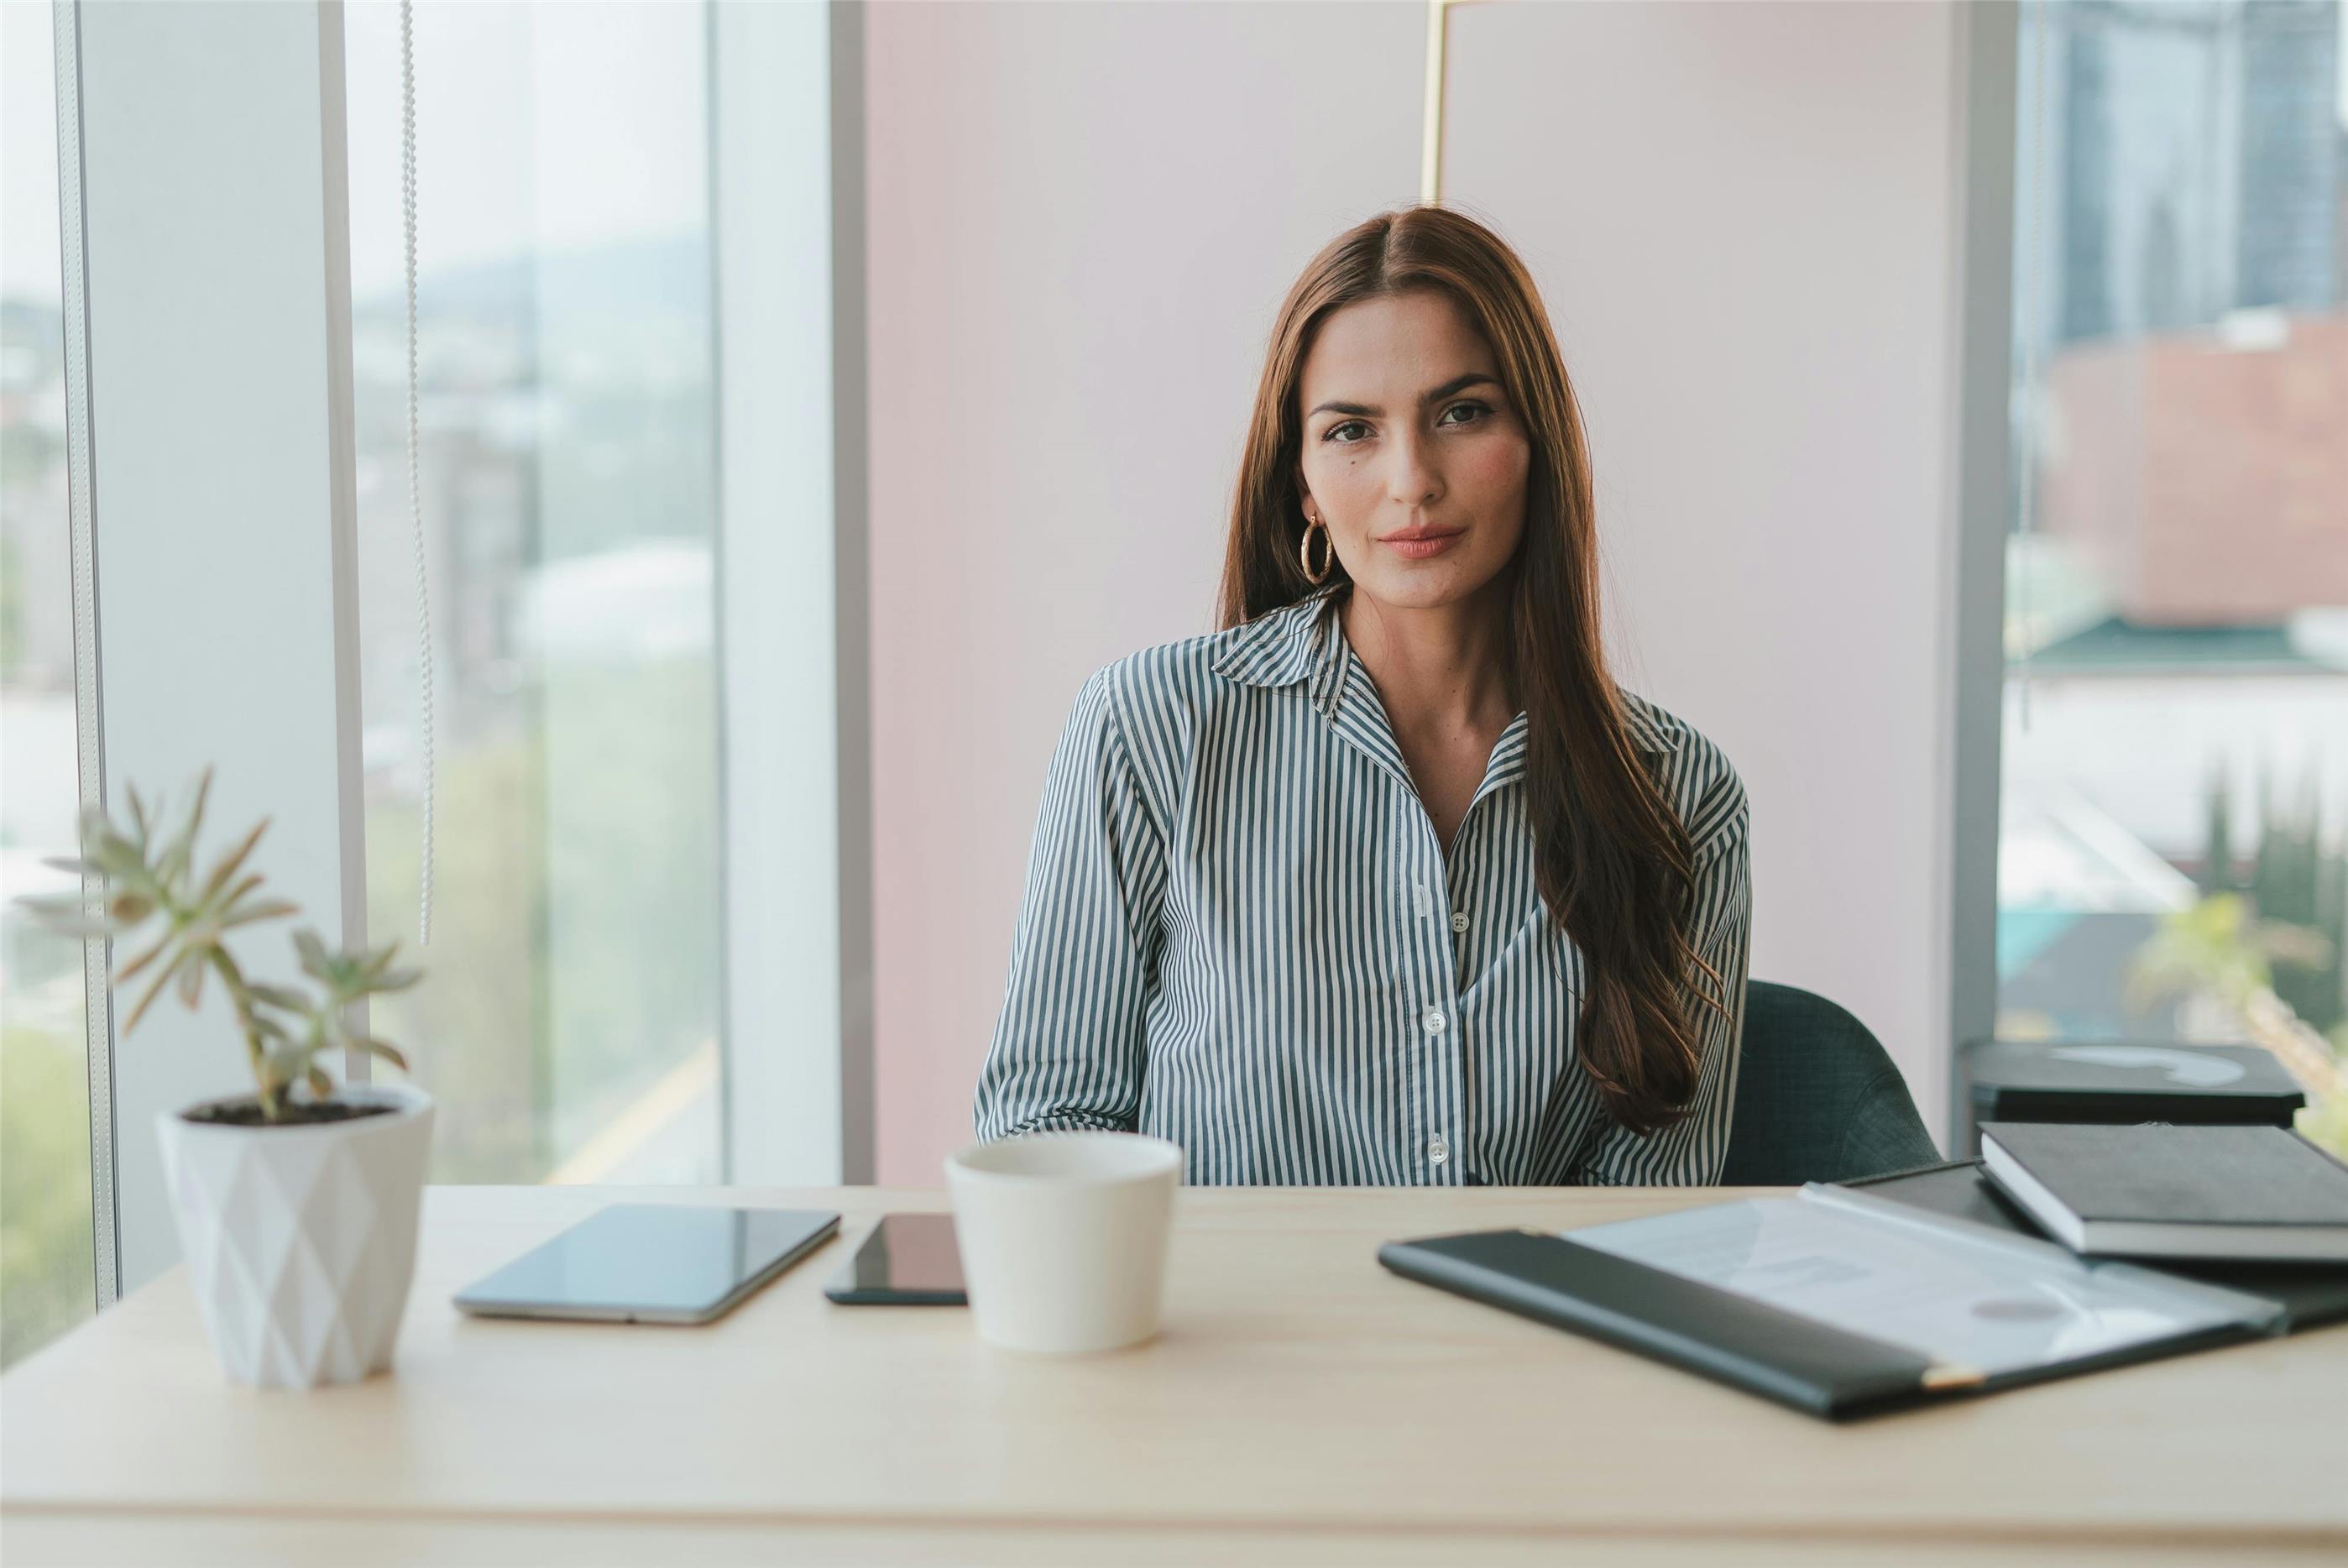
[155,1083,434,1389]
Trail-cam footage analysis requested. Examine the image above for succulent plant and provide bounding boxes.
[14,766,420,1121]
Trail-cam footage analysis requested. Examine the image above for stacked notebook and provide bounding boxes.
[1378,1122,2348,1421]
[1976,1121,2348,1262]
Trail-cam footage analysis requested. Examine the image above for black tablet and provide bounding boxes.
[453,1204,839,1324]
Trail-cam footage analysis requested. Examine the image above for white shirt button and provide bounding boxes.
[1451,911,1470,933]
[1428,1136,1451,1165]
[1422,1006,1446,1036]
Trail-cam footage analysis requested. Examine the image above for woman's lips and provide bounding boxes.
[1382,529,1463,560]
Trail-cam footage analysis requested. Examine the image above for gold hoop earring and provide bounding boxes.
[1300,515,1334,585]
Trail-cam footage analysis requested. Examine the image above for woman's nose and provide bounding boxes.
[1384,434,1441,507]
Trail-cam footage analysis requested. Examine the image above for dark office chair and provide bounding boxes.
[1718,980,1941,1185]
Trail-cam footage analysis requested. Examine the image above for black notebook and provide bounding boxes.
[1980,1122,2348,1262]
[1378,1185,2283,1421]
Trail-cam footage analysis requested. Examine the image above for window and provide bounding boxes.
[1996,0,2348,1147]
[1,0,98,1368]
[342,1,724,1183]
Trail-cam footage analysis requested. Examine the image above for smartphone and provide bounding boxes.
[824,1213,967,1305]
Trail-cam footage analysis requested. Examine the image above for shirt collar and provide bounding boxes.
[1207,584,1345,691]
[1208,587,1681,754]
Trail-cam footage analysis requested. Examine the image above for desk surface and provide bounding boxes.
[3,1184,2343,1567]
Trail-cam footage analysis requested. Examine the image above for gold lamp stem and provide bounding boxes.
[1421,0,1452,204]
[1420,0,1499,206]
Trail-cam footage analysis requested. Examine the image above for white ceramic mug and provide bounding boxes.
[944,1131,1184,1354]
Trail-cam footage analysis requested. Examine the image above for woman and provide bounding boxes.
[973,206,1750,1185]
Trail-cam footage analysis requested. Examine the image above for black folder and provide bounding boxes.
[1378,1189,2283,1422]
[1378,1228,1949,1419]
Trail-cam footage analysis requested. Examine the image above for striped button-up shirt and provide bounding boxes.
[973,583,1751,1185]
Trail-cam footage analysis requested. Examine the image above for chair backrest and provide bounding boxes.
[1718,980,1941,1186]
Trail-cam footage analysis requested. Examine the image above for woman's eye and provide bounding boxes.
[1323,402,1492,444]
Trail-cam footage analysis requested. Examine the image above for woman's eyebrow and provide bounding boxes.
[1308,372,1500,420]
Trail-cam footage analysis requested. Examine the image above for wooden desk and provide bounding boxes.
[3,1185,2342,1566]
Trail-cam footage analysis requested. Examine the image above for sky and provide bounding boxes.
[340,0,706,301]
[1,0,707,309]
[3,2,62,307]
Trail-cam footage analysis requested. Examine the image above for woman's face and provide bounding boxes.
[1294,290,1531,613]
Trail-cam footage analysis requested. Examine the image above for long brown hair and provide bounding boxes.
[1216,206,1724,1136]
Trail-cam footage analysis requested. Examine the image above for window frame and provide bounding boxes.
[709,0,875,1186]
[50,0,117,1309]
[66,0,369,1291]
[1945,0,2021,1150]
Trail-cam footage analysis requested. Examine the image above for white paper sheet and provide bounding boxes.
[1564,1185,2282,1377]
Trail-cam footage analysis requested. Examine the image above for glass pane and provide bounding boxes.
[1998,0,2348,1150]
[343,1,723,1183]
[1,0,98,1368]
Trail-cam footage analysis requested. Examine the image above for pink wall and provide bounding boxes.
[865,3,1967,1184]
[1436,0,1965,1130]
[864,3,1424,1183]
